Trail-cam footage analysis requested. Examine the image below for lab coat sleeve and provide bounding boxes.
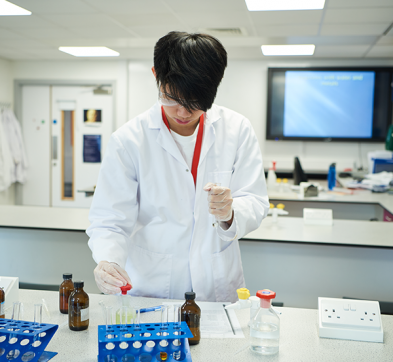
[86,133,139,269]
[217,118,269,241]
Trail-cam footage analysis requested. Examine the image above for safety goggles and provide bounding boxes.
[158,91,184,108]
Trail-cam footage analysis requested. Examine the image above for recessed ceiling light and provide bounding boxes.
[59,47,120,57]
[245,0,325,11]
[0,0,31,15]
[261,44,315,56]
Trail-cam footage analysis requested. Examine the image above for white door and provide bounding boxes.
[51,86,113,208]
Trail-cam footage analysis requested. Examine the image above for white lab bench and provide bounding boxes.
[2,289,391,362]
[0,186,392,307]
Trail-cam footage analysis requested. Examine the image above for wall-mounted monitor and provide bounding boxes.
[266,67,393,142]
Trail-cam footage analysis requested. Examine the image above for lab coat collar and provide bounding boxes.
[147,102,221,176]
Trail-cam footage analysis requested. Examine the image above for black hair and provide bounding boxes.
[154,31,227,112]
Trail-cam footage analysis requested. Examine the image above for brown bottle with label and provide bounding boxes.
[59,273,74,314]
[68,281,89,331]
[181,292,201,345]
[0,287,5,318]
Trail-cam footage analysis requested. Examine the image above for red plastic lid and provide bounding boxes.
[120,284,131,295]
[256,289,276,300]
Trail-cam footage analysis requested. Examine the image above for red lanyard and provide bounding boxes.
[161,106,204,185]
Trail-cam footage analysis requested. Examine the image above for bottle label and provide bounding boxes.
[0,302,4,315]
[81,307,89,322]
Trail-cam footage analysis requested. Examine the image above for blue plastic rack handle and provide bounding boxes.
[0,318,58,362]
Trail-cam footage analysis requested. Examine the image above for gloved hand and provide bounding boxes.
[203,183,234,223]
[94,261,132,295]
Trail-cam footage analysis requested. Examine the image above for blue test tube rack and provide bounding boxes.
[98,321,194,362]
[0,319,58,361]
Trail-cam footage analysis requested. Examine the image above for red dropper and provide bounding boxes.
[120,284,131,295]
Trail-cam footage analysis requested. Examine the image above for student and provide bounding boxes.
[87,31,269,302]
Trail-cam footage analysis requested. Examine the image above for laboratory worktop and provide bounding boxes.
[6,290,393,362]
[245,216,393,248]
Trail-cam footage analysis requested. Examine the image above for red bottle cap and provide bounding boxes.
[256,289,276,300]
[120,284,131,295]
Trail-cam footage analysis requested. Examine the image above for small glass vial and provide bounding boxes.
[0,287,5,318]
[59,273,74,314]
[181,292,201,345]
[250,289,280,355]
[68,281,89,331]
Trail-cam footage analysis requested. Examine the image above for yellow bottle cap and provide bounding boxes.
[283,178,288,183]
[269,203,275,209]
[276,178,282,183]
[237,288,250,300]
[276,203,285,210]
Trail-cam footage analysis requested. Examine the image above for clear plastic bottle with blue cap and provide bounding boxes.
[250,289,280,355]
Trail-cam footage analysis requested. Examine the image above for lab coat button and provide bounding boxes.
[186,169,189,172]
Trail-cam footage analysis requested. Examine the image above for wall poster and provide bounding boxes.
[83,135,101,163]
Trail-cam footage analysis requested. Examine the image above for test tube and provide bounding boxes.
[11,302,21,321]
[106,306,113,333]
[121,306,128,331]
[174,304,181,329]
[173,304,182,360]
[34,304,42,328]
[134,306,141,330]
[161,305,168,330]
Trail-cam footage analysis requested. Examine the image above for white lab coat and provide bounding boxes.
[0,114,13,192]
[1,109,28,184]
[87,102,269,302]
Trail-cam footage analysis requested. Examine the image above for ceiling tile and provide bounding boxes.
[0,14,56,28]
[174,11,251,29]
[68,26,134,38]
[128,25,187,38]
[109,13,181,28]
[164,0,247,12]
[324,8,393,23]
[249,10,323,25]
[321,23,390,36]
[255,24,319,37]
[84,0,170,14]
[365,45,393,57]
[0,28,25,39]
[314,45,370,57]
[328,0,393,8]
[0,37,50,48]
[376,36,393,45]
[13,27,78,39]
[11,0,97,14]
[38,13,116,28]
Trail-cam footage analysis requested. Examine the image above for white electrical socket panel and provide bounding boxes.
[318,297,383,343]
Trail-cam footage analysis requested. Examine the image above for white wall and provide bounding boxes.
[12,60,129,130]
[0,58,15,205]
[129,58,393,173]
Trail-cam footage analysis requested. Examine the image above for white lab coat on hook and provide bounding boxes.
[87,102,269,302]
[1,109,28,184]
[0,114,13,192]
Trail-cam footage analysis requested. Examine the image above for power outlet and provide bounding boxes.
[318,297,383,343]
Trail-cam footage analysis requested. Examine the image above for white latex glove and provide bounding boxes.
[203,182,234,222]
[94,261,132,295]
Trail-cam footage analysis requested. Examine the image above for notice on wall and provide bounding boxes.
[83,135,101,163]
[84,109,102,126]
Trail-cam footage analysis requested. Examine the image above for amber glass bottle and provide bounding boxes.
[59,273,74,314]
[68,281,89,331]
[0,287,5,318]
[181,292,201,345]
